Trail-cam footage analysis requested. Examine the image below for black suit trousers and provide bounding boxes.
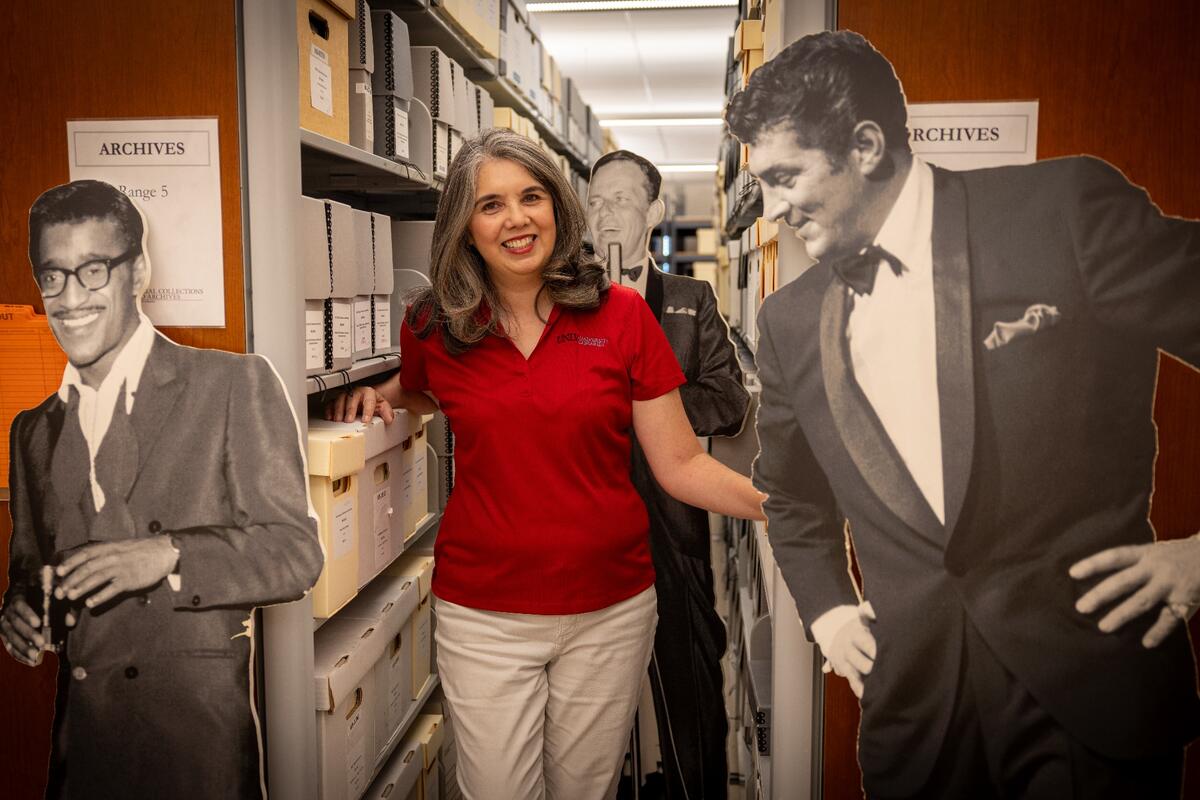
[646,521,729,799]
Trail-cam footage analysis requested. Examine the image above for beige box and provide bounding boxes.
[298,0,353,143]
[386,552,435,698]
[311,415,417,587]
[408,424,430,535]
[371,10,414,99]
[412,715,444,800]
[370,211,395,353]
[314,616,380,800]
[442,0,501,60]
[734,18,763,53]
[336,572,422,769]
[410,47,456,126]
[454,69,477,139]
[308,426,366,616]
[363,737,423,800]
[301,196,356,300]
[474,84,495,134]
[349,69,375,152]
[351,209,375,360]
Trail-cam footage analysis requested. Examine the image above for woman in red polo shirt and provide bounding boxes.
[331,129,763,799]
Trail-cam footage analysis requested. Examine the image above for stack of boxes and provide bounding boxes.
[299,0,356,143]
[371,9,416,162]
[440,0,502,60]
[348,0,375,152]
[302,196,356,377]
[314,570,425,799]
[411,47,458,178]
[349,209,394,361]
[307,423,365,618]
[308,413,433,609]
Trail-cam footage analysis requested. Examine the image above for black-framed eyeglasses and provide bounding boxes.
[35,247,141,298]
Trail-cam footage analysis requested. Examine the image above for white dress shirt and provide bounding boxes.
[57,315,157,513]
[811,157,944,654]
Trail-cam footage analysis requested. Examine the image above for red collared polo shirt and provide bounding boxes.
[400,285,685,614]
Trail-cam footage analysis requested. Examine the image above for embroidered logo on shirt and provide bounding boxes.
[665,306,697,316]
[557,332,608,348]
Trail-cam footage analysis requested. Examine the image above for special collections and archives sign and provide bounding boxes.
[67,117,226,327]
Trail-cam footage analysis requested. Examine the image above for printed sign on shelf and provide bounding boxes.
[67,118,226,327]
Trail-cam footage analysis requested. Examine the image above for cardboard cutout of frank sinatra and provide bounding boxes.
[0,179,323,799]
[587,151,749,798]
[731,31,1200,797]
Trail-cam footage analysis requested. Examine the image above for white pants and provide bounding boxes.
[433,586,658,800]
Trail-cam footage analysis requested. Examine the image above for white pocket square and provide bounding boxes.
[984,303,1061,350]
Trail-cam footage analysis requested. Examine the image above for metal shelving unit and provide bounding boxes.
[305,351,401,394]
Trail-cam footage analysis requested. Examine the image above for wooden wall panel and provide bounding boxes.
[819,2,1200,798]
[0,3,243,797]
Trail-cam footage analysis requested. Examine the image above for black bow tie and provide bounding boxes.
[621,265,644,282]
[831,245,904,295]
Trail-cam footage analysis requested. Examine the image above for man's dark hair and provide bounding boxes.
[28,179,144,267]
[592,150,663,202]
[726,30,910,158]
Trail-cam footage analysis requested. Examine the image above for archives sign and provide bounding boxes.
[67,117,226,327]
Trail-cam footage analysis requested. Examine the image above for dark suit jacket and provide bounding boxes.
[753,156,1200,795]
[6,334,323,800]
[630,262,749,557]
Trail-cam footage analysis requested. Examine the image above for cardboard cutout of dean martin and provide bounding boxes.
[729,30,1200,798]
[0,179,323,800]
[587,151,750,798]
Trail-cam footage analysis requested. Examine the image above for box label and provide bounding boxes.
[305,306,323,370]
[401,464,414,526]
[374,300,391,352]
[310,44,334,117]
[374,485,391,569]
[354,299,371,352]
[332,305,353,359]
[387,642,409,729]
[332,494,354,559]
[393,107,410,160]
[347,708,368,795]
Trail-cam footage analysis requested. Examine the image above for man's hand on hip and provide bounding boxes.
[1070,535,1200,648]
[55,538,180,609]
[824,603,878,699]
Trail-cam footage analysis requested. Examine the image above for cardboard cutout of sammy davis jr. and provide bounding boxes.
[730,30,1200,798]
[0,179,323,799]
[587,151,749,798]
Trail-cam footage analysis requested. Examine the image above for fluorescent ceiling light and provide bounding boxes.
[658,164,718,173]
[602,117,723,127]
[529,0,736,11]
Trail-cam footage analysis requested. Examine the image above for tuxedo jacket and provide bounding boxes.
[6,334,323,800]
[753,156,1200,794]
[630,263,749,557]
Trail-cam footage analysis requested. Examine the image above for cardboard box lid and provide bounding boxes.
[371,10,415,99]
[309,415,415,460]
[412,714,444,768]
[385,552,434,598]
[307,426,366,478]
[313,615,387,712]
[364,739,423,799]
[370,212,395,294]
[335,572,420,639]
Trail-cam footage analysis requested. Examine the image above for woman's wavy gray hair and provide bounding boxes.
[406,128,607,354]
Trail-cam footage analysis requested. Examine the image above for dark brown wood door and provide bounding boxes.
[821,2,1200,798]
